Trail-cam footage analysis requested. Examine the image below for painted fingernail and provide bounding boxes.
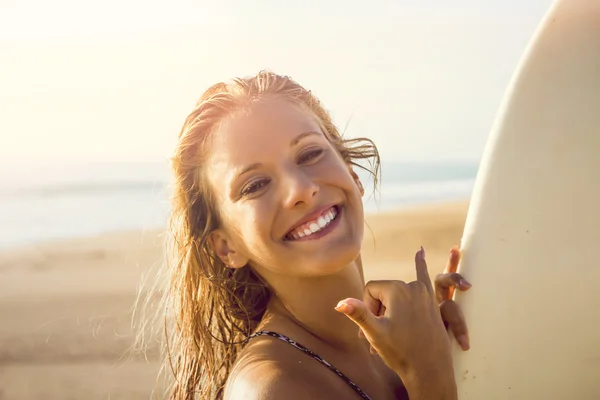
[460,279,472,288]
[458,334,470,351]
[417,246,426,260]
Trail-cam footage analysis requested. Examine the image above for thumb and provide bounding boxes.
[335,298,379,336]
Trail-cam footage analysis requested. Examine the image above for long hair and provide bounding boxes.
[137,70,381,399]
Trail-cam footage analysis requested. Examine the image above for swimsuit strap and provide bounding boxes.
[247,330,373,400]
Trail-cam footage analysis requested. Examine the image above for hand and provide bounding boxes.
[436,246,472,351]
[334,247,455,387]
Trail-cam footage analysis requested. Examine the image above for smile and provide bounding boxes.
[285,206,340,241]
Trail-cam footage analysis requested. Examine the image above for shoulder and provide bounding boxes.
[224,361,323,400]
[224,335,336,400]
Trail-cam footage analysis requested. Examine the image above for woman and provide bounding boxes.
[155,70,472,399]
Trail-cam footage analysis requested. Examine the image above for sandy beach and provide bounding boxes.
[0,200,468,399]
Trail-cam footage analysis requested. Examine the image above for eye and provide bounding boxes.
[298,148,324,164]
[241,178,270,196]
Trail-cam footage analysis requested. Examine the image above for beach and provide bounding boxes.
[0,200,469,399]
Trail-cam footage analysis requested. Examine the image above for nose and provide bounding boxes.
[282,169,319,209]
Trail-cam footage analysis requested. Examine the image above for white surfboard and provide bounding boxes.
[451,1,600,399]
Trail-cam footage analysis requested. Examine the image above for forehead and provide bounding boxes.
[223,99,320,141]
[207,100,323,184]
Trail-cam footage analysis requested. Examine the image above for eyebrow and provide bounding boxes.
[234,131,322,180]
[291,130,321,147]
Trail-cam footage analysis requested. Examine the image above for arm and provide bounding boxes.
[399,363,457,400]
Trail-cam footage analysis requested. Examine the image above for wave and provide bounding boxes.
[363,178,475,212]
[2,180,169,198]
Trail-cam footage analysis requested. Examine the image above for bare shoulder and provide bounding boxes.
[224,335,337,400]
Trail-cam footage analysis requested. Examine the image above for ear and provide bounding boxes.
[349,166,365,197]
[208,229,249,269]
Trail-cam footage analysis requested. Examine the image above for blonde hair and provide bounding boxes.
[140,71,381,399]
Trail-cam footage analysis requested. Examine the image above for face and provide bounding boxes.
[207,98,365,279]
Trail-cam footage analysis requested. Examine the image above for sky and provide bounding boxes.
[0,0,555,165]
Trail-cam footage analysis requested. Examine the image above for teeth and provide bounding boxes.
[317,216,327,228]
[288,206,339,240]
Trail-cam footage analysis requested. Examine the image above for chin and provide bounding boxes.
[301,241,363,277]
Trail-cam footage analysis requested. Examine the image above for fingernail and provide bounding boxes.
[458,334,470,351]
[335,301,353,314]
[460,279,472,288]
[417,246,426,260]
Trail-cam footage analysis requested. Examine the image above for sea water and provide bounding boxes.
[0,160,478,249]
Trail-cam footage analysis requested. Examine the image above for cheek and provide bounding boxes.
[216,203,250,243]
[329,163,361,193]
[235,205,283,266]
[320,154,352,180]
[233,203,274,244]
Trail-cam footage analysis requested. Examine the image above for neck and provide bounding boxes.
[261,255,366,350]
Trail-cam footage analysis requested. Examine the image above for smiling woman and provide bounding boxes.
[207,97,368,279]
[139,70,470,400]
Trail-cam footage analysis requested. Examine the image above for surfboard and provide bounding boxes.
[450,0,600,398]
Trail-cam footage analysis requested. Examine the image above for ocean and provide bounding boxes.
[0,160,478,249]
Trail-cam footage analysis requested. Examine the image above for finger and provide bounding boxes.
[415,246,434,295]
[444,245,461,274]
[358,328,366,339]
[436,273,471,290]
[335,298,380,339]
[440,299,470,351]
[435,272,472,303]
[445,246,461,299]
[363,280,397,315]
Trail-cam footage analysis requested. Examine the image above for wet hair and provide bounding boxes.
[138,70,380,399]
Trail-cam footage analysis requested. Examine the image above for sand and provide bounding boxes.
[0,200,468,399]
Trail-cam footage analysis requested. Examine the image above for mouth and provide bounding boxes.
[285,205,342,241]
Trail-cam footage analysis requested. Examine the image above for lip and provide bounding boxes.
[284,204,340,238]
